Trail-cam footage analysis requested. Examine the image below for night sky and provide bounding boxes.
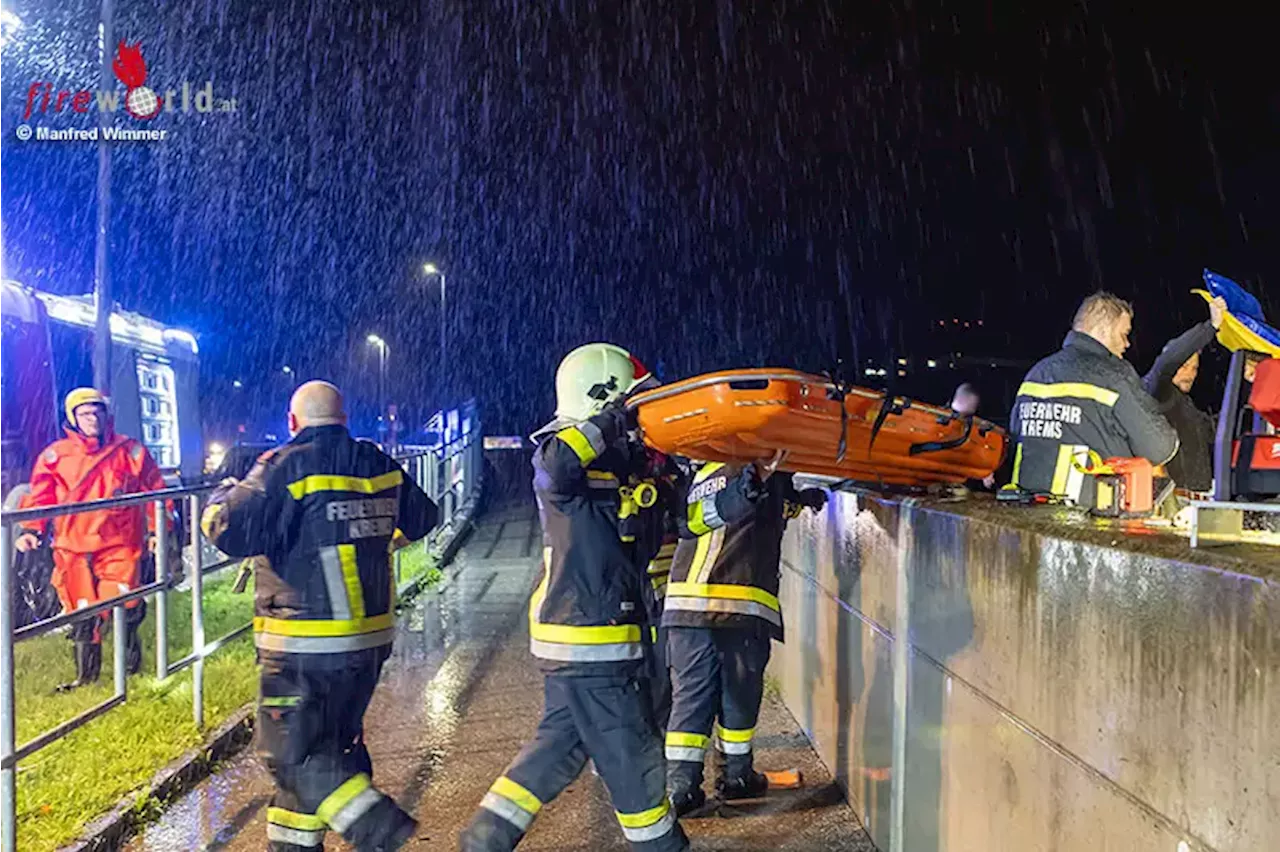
[2,1,1275,439]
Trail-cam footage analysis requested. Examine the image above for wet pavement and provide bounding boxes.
[126,503,875,851]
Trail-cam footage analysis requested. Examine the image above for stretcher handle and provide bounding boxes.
[908,415,974,456]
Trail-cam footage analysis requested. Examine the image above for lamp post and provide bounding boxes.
[423,263,446,396]
[366,334,389,435]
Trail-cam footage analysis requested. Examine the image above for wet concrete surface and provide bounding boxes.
[126,503,874,851]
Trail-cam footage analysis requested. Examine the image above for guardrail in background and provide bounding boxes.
[0,402,481,852]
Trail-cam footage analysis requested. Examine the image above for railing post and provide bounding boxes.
[188,494,205,729]
[154,499,168,679]
[1,522,17,852]
[112,604,127,699]
[889,503,915,852]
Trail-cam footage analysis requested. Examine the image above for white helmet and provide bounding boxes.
[532,343,656,439]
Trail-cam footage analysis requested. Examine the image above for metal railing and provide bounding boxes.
[0,485,246,852]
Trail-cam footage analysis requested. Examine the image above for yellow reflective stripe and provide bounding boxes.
[530,621,641,645]
[1017,381,1118,407]
[718,726,755,743]
[665,731,709,749]
[617,799,671,829]
[650,626,658,643]
[687,499,712,536]
[586,470,616,480]
[650,574,669,591]
[254,613,393,637]
[693,461,725,483]
[490,776,542,815]
[1010,444,1024,487]
[666,582,780,613]
[1050,444,1073,495]
[337,544,366,619]
[268,807,325,831]
[556,427,598,464]
[315,773,372,825]
[287,470,403,499]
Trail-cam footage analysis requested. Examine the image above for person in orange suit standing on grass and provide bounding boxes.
[15,387,171,691]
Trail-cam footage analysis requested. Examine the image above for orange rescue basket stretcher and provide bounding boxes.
[628,369,1009,486]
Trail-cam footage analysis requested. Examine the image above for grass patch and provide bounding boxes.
[12,572,257,851]
[394,538,442,606]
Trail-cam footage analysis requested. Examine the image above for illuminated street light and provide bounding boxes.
[422,263,447,386]
[367,334,390,430]
[282,365,293,375]
[232,379,243,388]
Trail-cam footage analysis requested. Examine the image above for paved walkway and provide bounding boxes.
[127,505,874,851]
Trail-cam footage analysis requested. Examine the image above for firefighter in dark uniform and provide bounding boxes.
[1009,291,1179,508]
[460,343,689,852]
[663,457,826,814]
[623,448,687,731]
[201,381,437,852]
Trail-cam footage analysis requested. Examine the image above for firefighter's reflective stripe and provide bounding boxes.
[665,582,782,627]
[686,462,727,536]
[665,731,709,762]
[1010,444,1025,485]
[687,528,725,584]
[617,800,676,843]
[1049,444,1090,503]
[650,572,670,593]
[318,545,366,620]
[317,773,384,833]
[1017,381,1119,407]
[480,776,542,831]
[254,613,395,654]
[717,726,755,755]
[556,422,607,465]
[528,547,643,662]
[286,470,403,499]
[267,808,325,848]
[586,470,619,490]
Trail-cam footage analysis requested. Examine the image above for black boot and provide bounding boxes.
[56,642,102,692]
[125,602,146,675]
[715,768,769,801]
[667,763,707,817]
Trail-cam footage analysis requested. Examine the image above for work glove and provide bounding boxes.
[738,465,765,502]
[796,488,828,512]
[598,398,639,444]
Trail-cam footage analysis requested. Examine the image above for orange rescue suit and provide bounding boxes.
[20,428,168,613]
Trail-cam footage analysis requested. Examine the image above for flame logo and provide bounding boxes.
[111,41,148,89]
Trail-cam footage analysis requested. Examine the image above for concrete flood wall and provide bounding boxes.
[773,493,1278,852]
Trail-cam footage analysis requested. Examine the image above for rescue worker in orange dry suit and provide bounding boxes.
[15,388,171,690]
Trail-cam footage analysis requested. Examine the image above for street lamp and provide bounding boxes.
[367,334,389,434]
[422,263,447,391]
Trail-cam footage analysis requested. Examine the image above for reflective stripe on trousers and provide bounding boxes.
[267,807,326,848]
[616,799,677,843]
[665,730,708,763]
[480,775,543,831]
[316,773,385,834]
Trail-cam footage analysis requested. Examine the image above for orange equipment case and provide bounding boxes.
[628,369,1008,486]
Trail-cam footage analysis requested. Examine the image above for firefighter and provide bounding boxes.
[663,457,826,814]
[1008,291,1179,508]
[460,343,689,852]
[15,388,170,690]
[201,381,436,852]
[625,447,687,731]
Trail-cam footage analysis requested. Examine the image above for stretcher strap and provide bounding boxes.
[909,415,973,456]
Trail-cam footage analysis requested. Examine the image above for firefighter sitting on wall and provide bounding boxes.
[1008,291,1179,508]
[460,343,690,852]
[663,455,826,815]
[201,380,437,852]
[15,388,171,691]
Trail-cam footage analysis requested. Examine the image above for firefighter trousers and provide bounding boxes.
[460,671,689,851]
[645,625,672,732]
[665,625,772,788]
[257,648,416,852]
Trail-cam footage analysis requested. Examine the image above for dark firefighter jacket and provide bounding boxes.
[617,453,686,625]
[530,408,650,675]
[1010,330,1179,508]
[201,424,437,664]
[1142,321,1218,492]
[663,463,806,642]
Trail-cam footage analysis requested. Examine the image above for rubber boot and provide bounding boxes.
[715,752,769,801]
[126,620,143,675]
[339,795,417,852]
[458,807,525,851]
[666,762,706,817]
[56,642,102,692]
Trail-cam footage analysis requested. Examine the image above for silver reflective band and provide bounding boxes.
[699,495,724,529]
[529,638,644,662]
[255,629,395,654]
[266,824,325,847]
[664,596,782,626]
[578,420,608,456]
[587,476,619,489]
[480,791,536,831]
[716,740,752,755]
[318,546,351,620]
[619,808,678,842]
[665,746,706,762]
[326,786,384,834]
